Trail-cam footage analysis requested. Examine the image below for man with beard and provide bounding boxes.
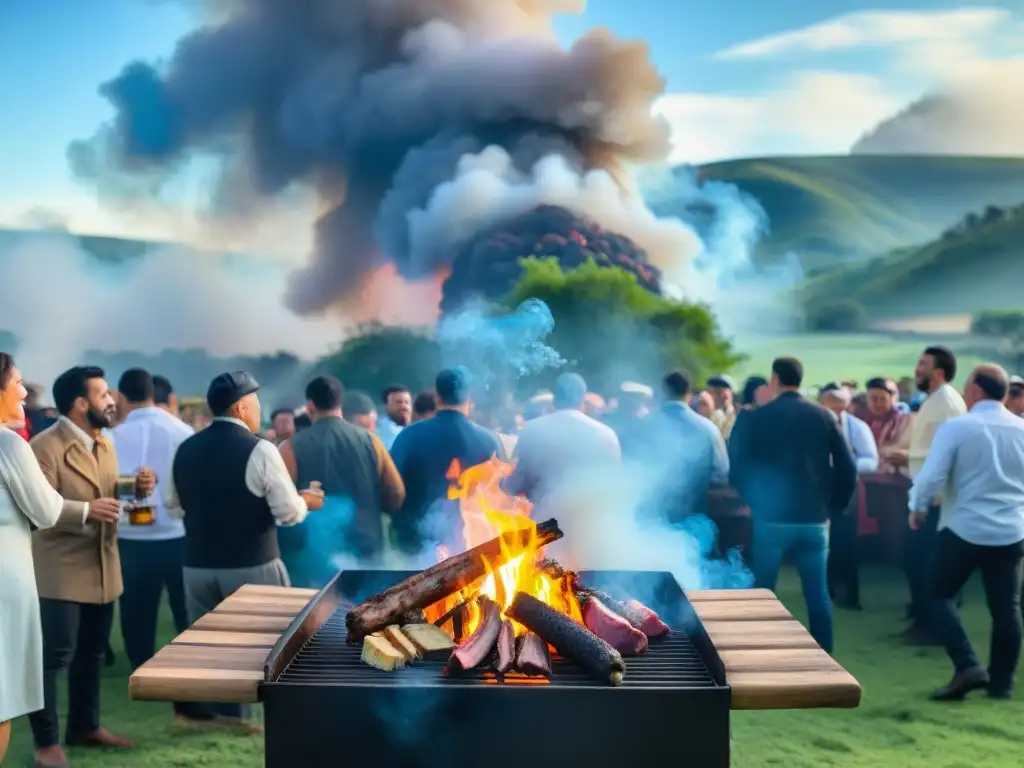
[377,385,412,450]
[883,347,967,644]
[29,366,156,767]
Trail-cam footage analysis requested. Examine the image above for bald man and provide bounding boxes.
[909,364,1024,702]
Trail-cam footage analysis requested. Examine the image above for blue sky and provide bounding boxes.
[0,0,1020,238]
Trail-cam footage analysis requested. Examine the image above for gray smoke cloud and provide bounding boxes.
[71,0,688,316]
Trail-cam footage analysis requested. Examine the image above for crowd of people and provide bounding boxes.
[1,346,1024,766]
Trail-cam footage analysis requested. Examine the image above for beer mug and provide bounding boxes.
[128,499,155,526]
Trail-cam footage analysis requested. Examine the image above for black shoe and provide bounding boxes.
[929,667,990,701]
[902,626,942,646]
[987,683,1014,700]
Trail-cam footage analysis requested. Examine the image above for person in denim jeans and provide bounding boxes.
[729,357,857,654]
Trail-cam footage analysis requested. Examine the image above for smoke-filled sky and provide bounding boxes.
[1,1,1021,242]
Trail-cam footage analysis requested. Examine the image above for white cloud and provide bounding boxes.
[714,7,1008,59]
[655,7,1024,162]
[655,71,907,163]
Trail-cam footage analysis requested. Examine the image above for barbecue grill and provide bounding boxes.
[262,569,732,768]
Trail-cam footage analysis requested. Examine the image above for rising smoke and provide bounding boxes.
[70,0,706,318]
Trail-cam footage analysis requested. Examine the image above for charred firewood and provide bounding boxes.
[514,632,551,677]
[398,609,427,625]
[346,519,563,641]
[446,597,502,673]
[433,599,474,634]
[508,592,626,686]
[578,588,668,638]
[495,620,516,675]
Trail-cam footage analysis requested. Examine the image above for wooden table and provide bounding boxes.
[130,585,860,710]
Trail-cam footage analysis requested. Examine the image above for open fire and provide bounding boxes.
[346,457,669,686]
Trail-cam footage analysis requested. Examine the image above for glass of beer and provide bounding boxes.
[128,499,155,526]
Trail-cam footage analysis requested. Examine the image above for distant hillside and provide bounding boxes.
[799,204,1024,319]
[694,155,1024,271]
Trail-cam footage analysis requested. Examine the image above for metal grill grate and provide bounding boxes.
[277,607,719,689]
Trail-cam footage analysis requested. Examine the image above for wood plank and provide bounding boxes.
[145,645,269,671]
[718,648,843,674]
[233,584,317,599]
[687,589,775,601]
[703,620,820,650]
[129,666,263,703]
[691,599,793,622]
[191,611,294,633]
[173,630,280,648]
[727,669,862,709]
[214,599,310,617]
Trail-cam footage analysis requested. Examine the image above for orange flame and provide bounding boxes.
[424,457,583,638]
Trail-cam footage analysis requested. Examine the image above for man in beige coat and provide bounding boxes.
[29,366,154,768]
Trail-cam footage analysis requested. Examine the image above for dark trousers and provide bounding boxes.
[827,500,860,606]
[29,599,114,748]
[118,537,203,718]
[928,529,1024,693]
[905,503,940,626]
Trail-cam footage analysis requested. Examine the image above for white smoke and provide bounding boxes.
[0,231,346,387]
[406,147,703,277]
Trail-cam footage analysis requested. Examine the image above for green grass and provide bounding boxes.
[798,211,1024,319]
[6,567,1021,767]
[730,332,988,386]
[695,155,1024,271]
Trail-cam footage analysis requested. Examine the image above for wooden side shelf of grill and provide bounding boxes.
[688,589,862,710]
[128,584,316,704]
[130,583,861,712]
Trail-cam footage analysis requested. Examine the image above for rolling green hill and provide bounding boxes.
[695,155,1024,271]
[799,204,1024,318]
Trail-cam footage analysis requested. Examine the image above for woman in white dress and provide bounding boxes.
[0,353,64,762]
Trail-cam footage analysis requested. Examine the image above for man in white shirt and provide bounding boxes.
[909,364,1024,701]
[376,385,411,450]
[820,383,879,610]
[885,346,967,643]
[111,370,201,724]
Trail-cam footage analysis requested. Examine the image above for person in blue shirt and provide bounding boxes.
[388,368,504,561]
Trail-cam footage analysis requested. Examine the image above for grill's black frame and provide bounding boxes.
[262,570,731,768]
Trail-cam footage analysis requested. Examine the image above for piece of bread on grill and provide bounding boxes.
[384,626,421,660]
[361,634,407,671]
[401,623,456,658]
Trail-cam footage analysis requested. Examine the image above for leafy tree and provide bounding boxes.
[315,323,441,399]
[804,299,867,332]
[501,258,742,395]
[971,309,1024,371]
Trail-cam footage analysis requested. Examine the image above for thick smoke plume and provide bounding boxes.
[72,0,698,316]
[852,79,1024,156]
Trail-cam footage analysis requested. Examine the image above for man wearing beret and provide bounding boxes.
[162,372,323,726]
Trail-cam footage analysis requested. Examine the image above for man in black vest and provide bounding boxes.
[163,371,323,726]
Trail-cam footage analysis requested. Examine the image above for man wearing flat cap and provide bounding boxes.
[706,374,738,439]
[162,372,324,725]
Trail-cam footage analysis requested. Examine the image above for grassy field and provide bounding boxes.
[5,566,1021,767]
[729,332,989,386]
[696,155,1024,271]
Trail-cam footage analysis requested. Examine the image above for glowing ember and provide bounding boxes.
[424,457,583,637]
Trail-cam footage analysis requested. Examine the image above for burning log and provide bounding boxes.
[514,632,551,678]
[508,592,626,686]
[433,598,474,639]
[495,620,516,675]
[346,518,564,640]
[446,597,502,674]
[579,588,668,638]
[581,595,648,656]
